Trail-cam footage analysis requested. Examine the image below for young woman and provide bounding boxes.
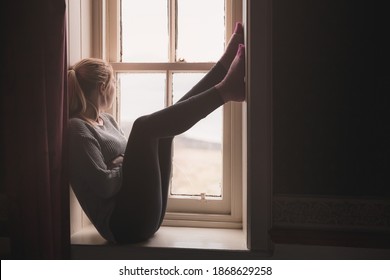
[68,23,245,243]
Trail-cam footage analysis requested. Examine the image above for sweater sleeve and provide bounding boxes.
[69,121,122,199]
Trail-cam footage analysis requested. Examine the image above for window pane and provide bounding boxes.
[176,0,225,62]
[171,73,223,197]
[121,0,168,62]
[118,73,166,137]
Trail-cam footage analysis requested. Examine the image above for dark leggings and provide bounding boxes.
[109,62,227,243]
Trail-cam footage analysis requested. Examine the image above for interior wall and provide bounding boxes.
[66,0,94,235]
[272,0,388,197]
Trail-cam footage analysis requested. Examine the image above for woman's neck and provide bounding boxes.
[81,104,103,126]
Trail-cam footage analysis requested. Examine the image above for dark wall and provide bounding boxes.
[273,0,389,196]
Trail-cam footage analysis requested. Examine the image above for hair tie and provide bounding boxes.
[68,68,79,82]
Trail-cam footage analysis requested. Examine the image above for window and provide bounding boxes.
[105,0,243,228]
[69,0,274,253]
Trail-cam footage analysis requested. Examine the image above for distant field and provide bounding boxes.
[171,135,222,197]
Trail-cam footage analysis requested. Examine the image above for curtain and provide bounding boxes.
[3,0,70,259]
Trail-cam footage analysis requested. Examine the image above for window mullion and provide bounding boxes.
[166,71,173,107]
[168,0,177,63]
[167,0,176,107]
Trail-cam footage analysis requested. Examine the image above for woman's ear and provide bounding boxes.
[98,82,106,95]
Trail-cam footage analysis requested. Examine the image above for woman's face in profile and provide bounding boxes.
[102,76,116,110]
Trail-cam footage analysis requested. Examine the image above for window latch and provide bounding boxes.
[200,192,207,202]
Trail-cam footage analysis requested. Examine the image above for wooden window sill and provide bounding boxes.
[71,225,257,259]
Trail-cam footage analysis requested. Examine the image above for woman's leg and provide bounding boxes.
[156,23,245,226]
[110,45,245,244]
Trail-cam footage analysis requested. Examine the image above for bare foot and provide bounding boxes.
[215,44,246,103]
[219,22,244,70]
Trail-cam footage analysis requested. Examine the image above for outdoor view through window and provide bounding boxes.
[118,0,225,198]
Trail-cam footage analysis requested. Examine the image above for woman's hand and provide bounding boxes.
[107,155,124,169]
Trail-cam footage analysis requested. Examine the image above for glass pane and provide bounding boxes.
[171,73,223,197]
[118,73,166,138]
[121,0,168,62]
[176,0,225,62]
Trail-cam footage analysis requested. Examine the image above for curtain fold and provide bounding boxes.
[3,0,69,259]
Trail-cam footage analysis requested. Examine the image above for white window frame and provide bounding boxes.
[100,0,243,229]
[68,0,274,253]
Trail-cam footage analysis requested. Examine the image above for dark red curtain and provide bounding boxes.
[3,0,70,259]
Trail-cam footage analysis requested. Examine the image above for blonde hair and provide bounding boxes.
[68,58,114,120]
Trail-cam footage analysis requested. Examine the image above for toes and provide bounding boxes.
[233,22,244,35]
[236,44,245,58]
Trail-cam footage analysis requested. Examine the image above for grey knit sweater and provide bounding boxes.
[69,113,127,242]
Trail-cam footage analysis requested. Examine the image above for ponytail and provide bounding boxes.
[68,68,87,118]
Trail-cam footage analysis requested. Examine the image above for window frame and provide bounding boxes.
[68,0,274,253]
[102,0,243,228]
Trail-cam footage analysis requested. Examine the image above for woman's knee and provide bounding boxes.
[132,115,147,131]
[130,115,153,137]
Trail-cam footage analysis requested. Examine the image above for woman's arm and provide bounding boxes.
[69,124,123,199]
